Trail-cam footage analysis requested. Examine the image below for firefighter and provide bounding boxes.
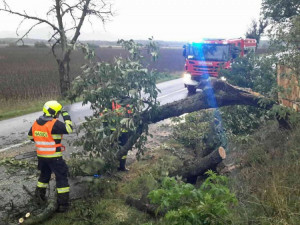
[28,100,73,213]
[112,100,132,171]
[102,98,132,171]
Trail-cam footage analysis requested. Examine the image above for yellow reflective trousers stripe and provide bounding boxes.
[57,187,70,194]
[37,181,48,188]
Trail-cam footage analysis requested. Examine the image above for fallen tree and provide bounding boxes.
[116,78,274,179]
[70,40,285,181]
[151,78,272,123]
[22,40,286,224]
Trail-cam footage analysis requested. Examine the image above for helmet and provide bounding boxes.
[43,100,63,117]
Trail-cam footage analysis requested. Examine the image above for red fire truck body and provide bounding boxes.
[183,38,257,93]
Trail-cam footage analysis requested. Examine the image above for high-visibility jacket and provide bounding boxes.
[100,101,133,132]
[32,119,65,158]
[112,101,132,114]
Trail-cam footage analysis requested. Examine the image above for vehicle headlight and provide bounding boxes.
[183,73,192,80]
[220,76,227,81]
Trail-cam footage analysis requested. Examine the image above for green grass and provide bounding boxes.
[228,121,300,224]
[40,138,182,225]
[0,97,72,121]
[5,108,300,224]
[0,72,182,121]
[41,150,169,225]
[156,72,182,83]
[0,46,184,121]
[43,199,152,225]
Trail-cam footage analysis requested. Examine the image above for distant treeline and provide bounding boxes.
[0,38,187,48]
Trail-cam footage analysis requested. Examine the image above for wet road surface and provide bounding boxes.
[0,78,192,150]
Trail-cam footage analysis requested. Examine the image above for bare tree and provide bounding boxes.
[245,18,268,48]
[0,0,113,95]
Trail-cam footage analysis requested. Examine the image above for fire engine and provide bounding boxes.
[182,38,257,93]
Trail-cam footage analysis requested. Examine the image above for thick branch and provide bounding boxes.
[61,0,85,17]
[116,78,276,160]
[125,196,162,217]
[16,21,42,43]
[171,147,226,179]
[0,6,59,31]
[55,0,66,52]
[151,78,275,123]
[23,200,57,225]
[70,0,91,45]
[117,78,276,159]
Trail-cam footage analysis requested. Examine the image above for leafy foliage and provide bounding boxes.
[260,0,300,128]
[262,0,300,22]
[263,0,300,78]
[69,39,160,166]
[68,157,105,176]
[245,19,268,45]
[220,52,278,97]
[171,110,223,155]
[220,105,268,137]
[229,122,300,224]
[148,171,237,225]
[218,51,280,135]
[0,158,37,174]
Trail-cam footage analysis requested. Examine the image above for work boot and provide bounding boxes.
[57,192,69,213]
[35,187,47,203]
[56,204,69,213]
[117,158,129,172]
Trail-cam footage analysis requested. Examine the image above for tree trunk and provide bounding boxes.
[117,78,274,161]
[125,196,163,217]
[172,147,226,179]
[151,78,274,123]
[22,200,57,225]
[115,78,291,179]
[58,56,71,96]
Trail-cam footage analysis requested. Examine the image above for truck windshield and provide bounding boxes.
[188,44,230,61]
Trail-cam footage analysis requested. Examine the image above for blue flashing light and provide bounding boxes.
[201,77,228,151]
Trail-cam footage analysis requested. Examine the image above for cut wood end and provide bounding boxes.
[218,147,226,159]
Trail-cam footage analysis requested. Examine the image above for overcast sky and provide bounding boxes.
[0,0,263,41]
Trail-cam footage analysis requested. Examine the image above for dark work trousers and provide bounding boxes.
[119,131,130,170]
[37,157,70,206]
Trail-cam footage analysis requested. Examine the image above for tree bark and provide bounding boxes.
[125,196,162,217]
[58,58,71,96]
[171,147,226,179]
[151,78,274,123]
[22,200,57,225]
[117,78,274,160]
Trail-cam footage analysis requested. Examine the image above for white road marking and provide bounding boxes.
[157,88,186,100]
[0,88,187,153]
[0,140,31,153]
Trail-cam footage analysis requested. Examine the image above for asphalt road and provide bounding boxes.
[0,78,191,150]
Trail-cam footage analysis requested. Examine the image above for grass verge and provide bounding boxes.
[0,97,71,121]
[156,72,181,83]
[42,145,179,225]
[228,121,300,224]
[0,72,182,121]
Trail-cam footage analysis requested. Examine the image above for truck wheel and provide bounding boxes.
[187,85,196,94]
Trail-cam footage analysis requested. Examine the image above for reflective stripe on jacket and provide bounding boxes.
[32,119,64,157]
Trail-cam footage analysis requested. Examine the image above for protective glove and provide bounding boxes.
[61,109,69,117]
